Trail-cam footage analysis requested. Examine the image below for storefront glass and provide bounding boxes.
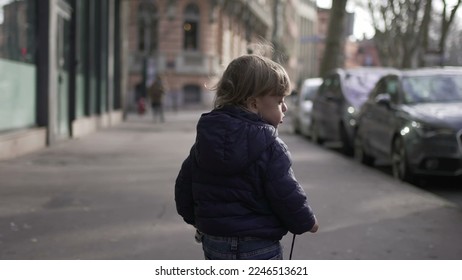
[0,0,37,131]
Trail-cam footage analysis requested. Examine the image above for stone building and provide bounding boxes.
[281,0,318,88]
[0,0,125,160]
[127,0,274,110]
[127,0,319,109]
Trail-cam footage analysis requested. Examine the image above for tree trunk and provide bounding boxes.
[368,0,435,68]
[319,0,348,77]
[418,0,433,66]
[439,0,461,66]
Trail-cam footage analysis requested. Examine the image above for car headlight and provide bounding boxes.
[347,106,355,114]
[410,121,454,137]
[344,106,358,127]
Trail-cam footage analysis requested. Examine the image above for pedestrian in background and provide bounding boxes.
[175,54,319,260]
[148,74,165,122]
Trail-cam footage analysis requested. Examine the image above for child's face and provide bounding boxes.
[255,94,288,128]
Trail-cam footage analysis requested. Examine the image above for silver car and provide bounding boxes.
[292,78,323,137]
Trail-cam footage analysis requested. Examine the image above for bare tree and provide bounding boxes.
[367,0,432,68]
[439,0,461,65]
[419,0,433,66]
[365,0,461,67]
[446,27,462,65]
[319,0,348,77]
[444,10,462,66]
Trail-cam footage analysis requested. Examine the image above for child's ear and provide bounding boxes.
[245,97,258,112]
[251,99,258,109]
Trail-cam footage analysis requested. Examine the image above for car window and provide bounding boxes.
[318,78,331,96]
[343,71,388,107]
[322,75,340,98]
[386,77,400,103]
[332,76,341,97]
[402,74,462,103]
[369,78,385,100]
[302,86,319,101]
[319,76,338,99]
[322,75,341,99]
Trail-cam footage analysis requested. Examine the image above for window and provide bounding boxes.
[324,75,340,99]
[0,0,37,131]
[183,3,199,50]
[386,77,399,103]
[0,0,36,63]
[332,75,341,95]
[183,84,201,103]
[138,3,158,53]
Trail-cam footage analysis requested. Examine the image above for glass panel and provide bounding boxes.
[56,15,70,137]
[183,21,198,50]
[183,84,201,103]
[99,0,108,112]
[0,0,37,131]
[403,75,462,104]
[0,0,36,63]
[75,0,86,118]
[138,3,158,53]
[183,3,199,50]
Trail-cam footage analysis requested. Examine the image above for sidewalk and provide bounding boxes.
[0,108,294,259]
[2,109,461,260]
[0,109,206,259]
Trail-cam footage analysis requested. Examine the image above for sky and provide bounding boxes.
[317,0,376,40]
[318,0,462,40]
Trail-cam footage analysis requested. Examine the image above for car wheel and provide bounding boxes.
[310,120,324,145]
[391,137,414,183]
[353,131,374,166]
[340,124,353,156]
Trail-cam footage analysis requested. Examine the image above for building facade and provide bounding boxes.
[0,0,126,160]
[126,0,274,110]
[0,0,321,160]
[126,0,318,109]
[291,0,318,87]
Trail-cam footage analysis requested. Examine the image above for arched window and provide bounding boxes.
[183,84,201,103]
[183,3,200,50]
[138,3,158,53]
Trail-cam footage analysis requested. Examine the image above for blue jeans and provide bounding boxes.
[201,234,283,260]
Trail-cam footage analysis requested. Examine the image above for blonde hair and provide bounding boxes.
[212,54,291,109]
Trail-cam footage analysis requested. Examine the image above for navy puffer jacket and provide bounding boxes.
[175,106,316,240]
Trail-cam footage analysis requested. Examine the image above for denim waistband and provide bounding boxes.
[203,234,270,242]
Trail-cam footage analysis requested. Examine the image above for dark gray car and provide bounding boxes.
[354,68,462,182]
[310,67,397,154]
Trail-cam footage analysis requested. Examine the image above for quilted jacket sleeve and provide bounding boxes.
[175,149,195,225]
[263,139,317,234]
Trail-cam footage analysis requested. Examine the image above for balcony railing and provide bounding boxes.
[174,51,220,75]
[130,51,221,76]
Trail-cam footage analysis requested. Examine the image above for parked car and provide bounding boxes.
[354,68,462,182]
[310,67,398,154]
[292,78,323,137]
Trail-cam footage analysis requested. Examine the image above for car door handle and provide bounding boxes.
[326,96,336,101]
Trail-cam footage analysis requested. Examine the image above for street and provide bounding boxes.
[0,110,461,260]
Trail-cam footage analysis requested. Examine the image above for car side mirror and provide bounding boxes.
[375,93,391,107]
